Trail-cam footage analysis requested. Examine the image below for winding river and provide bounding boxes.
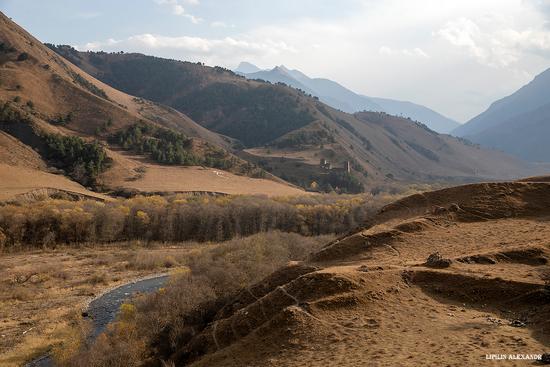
[26,275,169,367]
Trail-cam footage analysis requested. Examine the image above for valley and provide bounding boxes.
[24,177,548,367]
[46,45,541,193]
[1,3,550,367]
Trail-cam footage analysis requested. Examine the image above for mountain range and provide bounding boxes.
[47,45,538,187]
[235,62,461,134]
[0,11,543,202]
[453,68,550,162]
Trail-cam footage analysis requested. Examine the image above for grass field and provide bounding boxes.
[0,163,109,202]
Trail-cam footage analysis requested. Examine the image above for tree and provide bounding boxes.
[17,52,29,61]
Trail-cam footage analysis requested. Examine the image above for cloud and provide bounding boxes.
[211,21,233,28]
[79,33,297,66]
[379,46,430,58]
[155,0,202,23]
[524,0,550,20]
[436,16,550,67]
[75,0,550,122]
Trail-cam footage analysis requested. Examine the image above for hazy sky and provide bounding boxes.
[2,0,550,122]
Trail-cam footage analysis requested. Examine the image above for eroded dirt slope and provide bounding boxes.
[168,181,550,366]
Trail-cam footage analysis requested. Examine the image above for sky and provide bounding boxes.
[2,0,550,122]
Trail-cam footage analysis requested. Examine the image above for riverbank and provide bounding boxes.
[26,274,170,367]
[0,244,204,367]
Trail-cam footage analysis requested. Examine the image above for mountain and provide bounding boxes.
[0,12,304,200]
[234,61,263,74]
[45,46,540,191]
[243,66,383,112]
[369,97,460,134]
[238,63,460,134]
[453,68,550,162]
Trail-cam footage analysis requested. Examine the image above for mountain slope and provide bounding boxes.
[370,97,460,134]
[0,12,303,199]
[243,66,382,113]
[453,68,550,162]
[45,46,540,190]
[239,64,460,134]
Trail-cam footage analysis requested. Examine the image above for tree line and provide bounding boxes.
[113,123,238,170]
[0,194,393,251]
[44,134,111,186]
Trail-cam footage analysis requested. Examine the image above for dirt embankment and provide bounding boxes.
[164,181,550,366]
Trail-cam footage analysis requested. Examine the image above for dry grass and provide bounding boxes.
[61,232,334,367]
[103,152,307,197]
[128,250,181,270]
[0,233,330,366]
[0,163,109,202]
[0,243,202,367]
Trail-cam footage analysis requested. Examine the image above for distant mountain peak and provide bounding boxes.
[235,61,262,74]
[453,66,550,162]
[238,63,459,133]
[272,65,292,77]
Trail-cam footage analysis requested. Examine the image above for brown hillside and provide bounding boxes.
[161,180,550,366]
[0,12,227,147]
[0,130,45,169]
[0,163,108,202]
[0,12,303,198]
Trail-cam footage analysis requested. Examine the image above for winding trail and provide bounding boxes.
[26,275,169,367]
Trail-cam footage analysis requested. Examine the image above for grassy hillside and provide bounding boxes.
[45,47,320,147]
[0,12,303,199]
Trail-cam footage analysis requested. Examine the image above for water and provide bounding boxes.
[25,275,169,367]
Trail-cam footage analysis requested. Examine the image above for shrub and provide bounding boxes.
[0,42,16,53]
[0,229,5,251]
[0,102,30,124]
[50,113,73,126]
[17,52,29,61]
[69,71,109,100]
[128,251,179,270]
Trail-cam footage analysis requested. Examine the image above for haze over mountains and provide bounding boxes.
[453,68,550,162]
[235,62,461,134]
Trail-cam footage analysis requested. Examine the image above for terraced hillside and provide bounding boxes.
[155,179,550,366]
